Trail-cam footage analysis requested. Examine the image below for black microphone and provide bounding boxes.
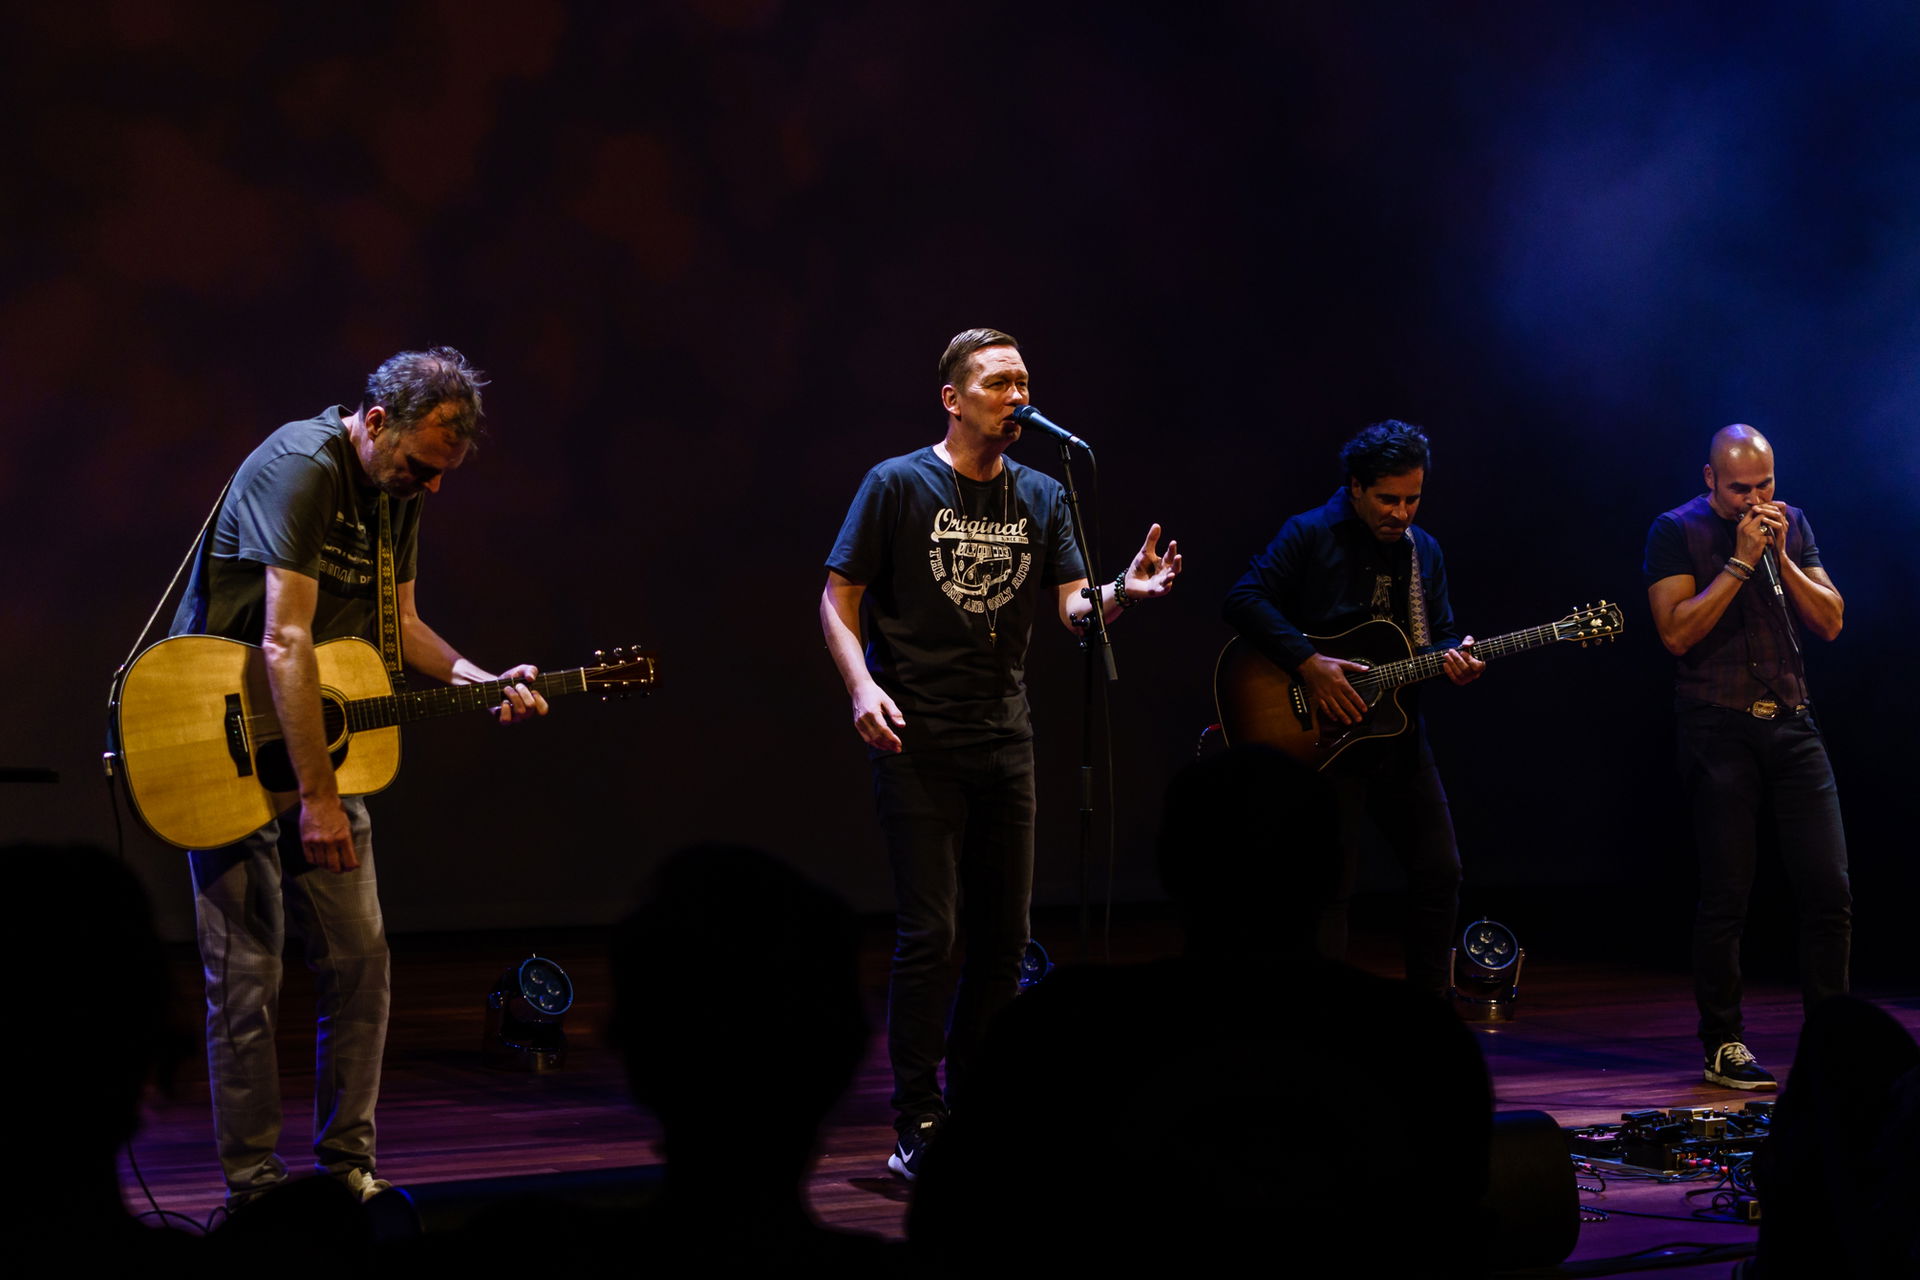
[1011,405,1091,450]
[1754,518,1785,594]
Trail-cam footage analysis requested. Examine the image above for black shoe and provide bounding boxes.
[888,1113,943,1181]
[1704,1041,1777,1090]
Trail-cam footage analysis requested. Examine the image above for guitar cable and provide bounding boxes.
[101,473,236,1237]
[101,763,214,1234]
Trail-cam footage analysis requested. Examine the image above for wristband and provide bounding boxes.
[1112,572,1135,609]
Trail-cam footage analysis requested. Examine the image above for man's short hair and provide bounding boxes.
[1341,419,1431,488]
[938,327,1019,390]
[363,346,488,441]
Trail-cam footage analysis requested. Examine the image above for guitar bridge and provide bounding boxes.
[223,694,253,778]
[1287,681,1314,730]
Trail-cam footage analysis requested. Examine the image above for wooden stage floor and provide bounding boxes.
[119,912,1917,1275]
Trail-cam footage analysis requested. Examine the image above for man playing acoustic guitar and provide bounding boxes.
[1223,420,1483,998]
[169,347,549,1208]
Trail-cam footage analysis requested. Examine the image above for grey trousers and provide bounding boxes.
[189,796,390,1197]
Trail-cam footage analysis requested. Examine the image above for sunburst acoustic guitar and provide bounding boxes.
[1213,602,1623,771]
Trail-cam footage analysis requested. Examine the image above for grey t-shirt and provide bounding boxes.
[827,447,1085,752]
[171,407,421,645]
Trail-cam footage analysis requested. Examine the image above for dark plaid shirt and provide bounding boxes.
[1643,494,1822,711]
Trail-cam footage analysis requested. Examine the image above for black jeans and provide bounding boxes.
[872,739,1035,1130]
[1324,729,1462,996]
[1677,704,1851,1052]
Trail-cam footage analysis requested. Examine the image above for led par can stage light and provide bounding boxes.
[1450,919,1525,1022]
[484,954,575,1071]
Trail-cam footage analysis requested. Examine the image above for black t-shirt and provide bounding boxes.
[171,407,422,644]
[827,447,1086,752]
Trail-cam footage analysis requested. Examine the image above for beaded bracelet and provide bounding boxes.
[1112,571,1135,609]
[1724,557,1754,581]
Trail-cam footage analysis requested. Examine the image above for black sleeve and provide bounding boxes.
[1642,513,1693,587]
[1791,508,1822,571]
[826,466,895,584]
[1223,520,1319,672]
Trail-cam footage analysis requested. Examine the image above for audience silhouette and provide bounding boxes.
[28,843,202,1261]
[47,805,1918,1274]
[1745,994,1919,1278]
[908,747,1494,1274]
[604,842,891,1268]
[395,843,894,1272]
[27,842,370,1267]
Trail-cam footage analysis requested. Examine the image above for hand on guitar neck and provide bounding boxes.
[1440,636,1485,687]
[451,657,551,725]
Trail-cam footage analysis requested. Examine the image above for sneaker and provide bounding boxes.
[1704,1041,1777,1090]
[341,1167,394,1201]
[888,1113,943,1181]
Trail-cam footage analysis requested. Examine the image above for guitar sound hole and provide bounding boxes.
[320,697,348,751]
[253,697,351,794]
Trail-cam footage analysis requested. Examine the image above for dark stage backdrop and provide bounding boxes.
[4,4,1914,981]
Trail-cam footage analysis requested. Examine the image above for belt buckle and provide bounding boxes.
[1747,699,1780,720]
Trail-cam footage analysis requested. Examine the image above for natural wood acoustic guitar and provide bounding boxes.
[112,635,659,849]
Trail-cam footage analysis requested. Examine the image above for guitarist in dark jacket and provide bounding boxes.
[169,347,549,1209]
[1223,420,1483,996]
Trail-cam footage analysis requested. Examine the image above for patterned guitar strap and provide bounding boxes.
[1368,530,1431,649]
[376,494,407,690]
[1404,529,1431,650]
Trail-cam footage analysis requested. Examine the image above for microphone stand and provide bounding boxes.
[1056,437,1115,961]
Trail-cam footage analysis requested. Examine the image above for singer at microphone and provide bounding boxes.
[819,326,1181,1179]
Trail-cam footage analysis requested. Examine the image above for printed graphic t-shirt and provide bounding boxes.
[171,407,422,646]
[828,447,1086,752]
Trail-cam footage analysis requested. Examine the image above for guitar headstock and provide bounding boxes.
[1554,601,1625,648]
[587,646,661,698]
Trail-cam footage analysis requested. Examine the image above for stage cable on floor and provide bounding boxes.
[125,1141,208,1234]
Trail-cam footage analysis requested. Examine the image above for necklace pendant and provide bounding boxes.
[988,627,998,646]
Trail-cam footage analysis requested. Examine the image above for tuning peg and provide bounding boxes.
[593,649,606,663]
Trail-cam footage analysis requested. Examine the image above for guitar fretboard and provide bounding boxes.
[343,668,592,731]
[1351,623,1561,695]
